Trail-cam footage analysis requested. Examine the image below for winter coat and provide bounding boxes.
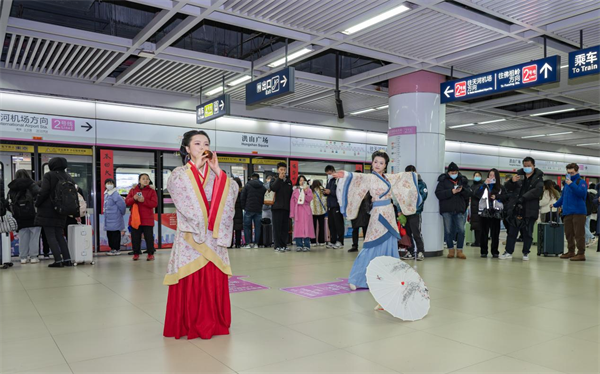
[352,192,371,228]
[270,177,293,211]
[469,180,484,230]
[325,177,340,208]
[7,177,41,229]
[554,175,588,216]
[125,184,158,227]
[504,168,544,218]
[310,187,328,216]
[290,187,315,238]
[435,172,472,214]
[35,157,73,228]
[233,191,243,230]
[104,190,126,231]
[539,190,558,215]
[241,179,267,213]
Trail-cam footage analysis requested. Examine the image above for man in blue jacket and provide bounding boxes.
[554,163,588,261]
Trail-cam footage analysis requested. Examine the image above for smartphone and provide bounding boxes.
[490,178,496,184]
[453,185,461,190]
[137,192,142,197]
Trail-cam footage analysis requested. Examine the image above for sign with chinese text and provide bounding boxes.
[0,144,34,153]
[388,126,416,174]
[440,56,561,104]
[218,156,250,164]
[251,158,287,165]
[229,276,269,293]
[245,67,295,105]
[215,131,290,156]
[0,111,95,144]
[38,147,92,155]
[196,94,230,124]
[280,278,367,299]
[100,150,114,213]
[290,138,367,162]
[290,160,299,185]
[568,45,599,79]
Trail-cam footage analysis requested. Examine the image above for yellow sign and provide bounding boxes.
[252,158,286,165]
[219,157,250,164]
[365,164,371,170]
[204,102,214,117]
[39,147,92,156]
[0,144,34,153]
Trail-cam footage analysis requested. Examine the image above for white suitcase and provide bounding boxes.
[1,233,14,268]
[68,224,94,265]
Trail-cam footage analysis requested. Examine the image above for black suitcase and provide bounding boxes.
[537,222,564,256]
[260,224,273,247]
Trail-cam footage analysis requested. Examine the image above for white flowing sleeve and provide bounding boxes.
[337,172,372,220]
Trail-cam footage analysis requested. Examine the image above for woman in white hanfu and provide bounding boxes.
[333,151,420,290]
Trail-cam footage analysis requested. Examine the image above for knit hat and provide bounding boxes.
[447,162,459,172]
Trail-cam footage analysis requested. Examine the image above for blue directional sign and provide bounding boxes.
[568,45,599,79]
[196,94,230,124]
[441,55,561,104]
[245,67,295,106]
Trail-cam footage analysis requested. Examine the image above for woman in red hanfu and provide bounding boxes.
[163,130,239,340]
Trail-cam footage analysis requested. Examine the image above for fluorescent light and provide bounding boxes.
[547,131,573,136]
[227,75,251,86]
[342,5,410,35]
[530,108,575,117]
[478,119,506,124]
[267,48,313,68]
[576,142,600,146]
[205,86,224,96]
[350,108,376,115]
[376,105,389,110]
[449,123,475,129]
[521,134,546,139]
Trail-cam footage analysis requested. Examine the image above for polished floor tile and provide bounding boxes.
[0,336,67,373]
[452,356,563,373]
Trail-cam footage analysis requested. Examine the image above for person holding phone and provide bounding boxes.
[125,173,158,261]
[474,169,507,258]
[435,162,472,259]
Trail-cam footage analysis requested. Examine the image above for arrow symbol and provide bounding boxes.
[540,63,552,78]
[281,75,288,87]
[444,85,454,98]
[219,100,224,110]
[81,122,93,132]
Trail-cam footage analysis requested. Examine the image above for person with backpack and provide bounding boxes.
[241,173,266,249]
[103,178,126,256]
[7,170,41,264]
[585,183,597,247]
[554,163,588,261]
[125,173,158,261]
[35,157,76,268]
[401,165,428,260]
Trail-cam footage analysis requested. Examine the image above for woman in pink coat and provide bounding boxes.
[290,175,315,252]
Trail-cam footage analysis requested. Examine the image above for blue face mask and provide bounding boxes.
[523,167,533,174]
[474,176,482,182]
[450,173,458,180]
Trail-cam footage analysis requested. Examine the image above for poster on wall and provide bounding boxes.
[387,127,416,174]
[0,110,95,144]
[215,130,290,156]
[290,138,367,162]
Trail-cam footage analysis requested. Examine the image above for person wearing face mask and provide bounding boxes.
[103,178,126,256]
[501,157,544,261]
[290,175,315,252]
[126,173,158,261]
[469,172,484,248]
[324,165,345,249]
[474,169,507,258]
[435,162,472,259]
[553,163,588,261]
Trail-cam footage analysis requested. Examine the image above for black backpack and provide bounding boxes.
[585,192,596,215]
[10,188,36,220]
[53,172,80,216]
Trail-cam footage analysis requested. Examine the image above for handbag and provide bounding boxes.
[264,190,275,206]
[130,204,141,229]
[479,188,504,220]
[0,211,18,233]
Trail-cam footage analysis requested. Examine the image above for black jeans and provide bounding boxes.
[231,230,242,247]
[131,225,155,255]
[272,209,290,249]
[41,228,50,256]
[405,214,425,254]
[44,226,70,262]
[312,214,326,244]
[480,217,501,256]
[106,230,121,251]
[352,226,368,248]
[505,217,536,255]
[328,208,345,245]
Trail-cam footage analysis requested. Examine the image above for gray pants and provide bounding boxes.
[18,227,42,259]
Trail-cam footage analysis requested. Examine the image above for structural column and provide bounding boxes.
[387,71,446,256]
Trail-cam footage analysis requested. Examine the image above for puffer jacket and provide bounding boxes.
[504,168,544,218]
[7,177,41,229]
[554,174,588,216]
[104,190,126,231]
[435,172,472,214]
[241,179,267,213]
[125,184,158,227]
[35,157,73,228]
[270,176,293,211]
[470,180,484,230]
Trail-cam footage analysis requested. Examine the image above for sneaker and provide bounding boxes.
[133,254,140,261]
[417,252,425,261]
[333,242,343,249]
[349,284,357,291]
[106,250,117,256]
[274,247,280,252]
[326,243,334,248]
[296,247,302,252]
[499,252,513,260]
[243,244,253,249]
[523,255,529,261]
[402,252,415,260]
[20,258,27,264]
[303,247,310,252]
[586,237,598,247]
[252,243,258,249]
[40,255,51,260]
[147,254,155,261]
[30,258,40,264]
[285,247,291,252]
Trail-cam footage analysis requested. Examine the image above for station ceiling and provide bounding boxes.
[1,0,599,150]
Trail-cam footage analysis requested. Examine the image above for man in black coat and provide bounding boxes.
[324,165,345,249]
[241,173,267,248]
[7,170,41,264]
[270,162,293,252]
[435,162,472,259]
[501,156,544,261]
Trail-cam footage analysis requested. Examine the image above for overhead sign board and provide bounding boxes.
[196,94,230,124]
[568,45,599,79]
[440,55,561,104]
[245,67,295,106]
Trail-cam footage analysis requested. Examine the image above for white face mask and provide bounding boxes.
[327,174,333,181]
[106,184,114,191]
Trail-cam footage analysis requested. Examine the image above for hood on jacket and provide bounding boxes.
[247,179,264,189]
[8,178,35,191]
[48,157,68,171]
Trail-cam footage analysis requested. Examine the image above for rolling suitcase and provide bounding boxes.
[1,233,14,269]
[68,224,94,265]
[537,221,564,257]
[260,223,273,247]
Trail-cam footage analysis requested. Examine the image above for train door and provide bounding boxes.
[0,143,35,195]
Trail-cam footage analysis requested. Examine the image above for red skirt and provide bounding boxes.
[163,261,231,340]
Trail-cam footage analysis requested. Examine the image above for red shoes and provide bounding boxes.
[133,254,140,261]
[147,254,155,261]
